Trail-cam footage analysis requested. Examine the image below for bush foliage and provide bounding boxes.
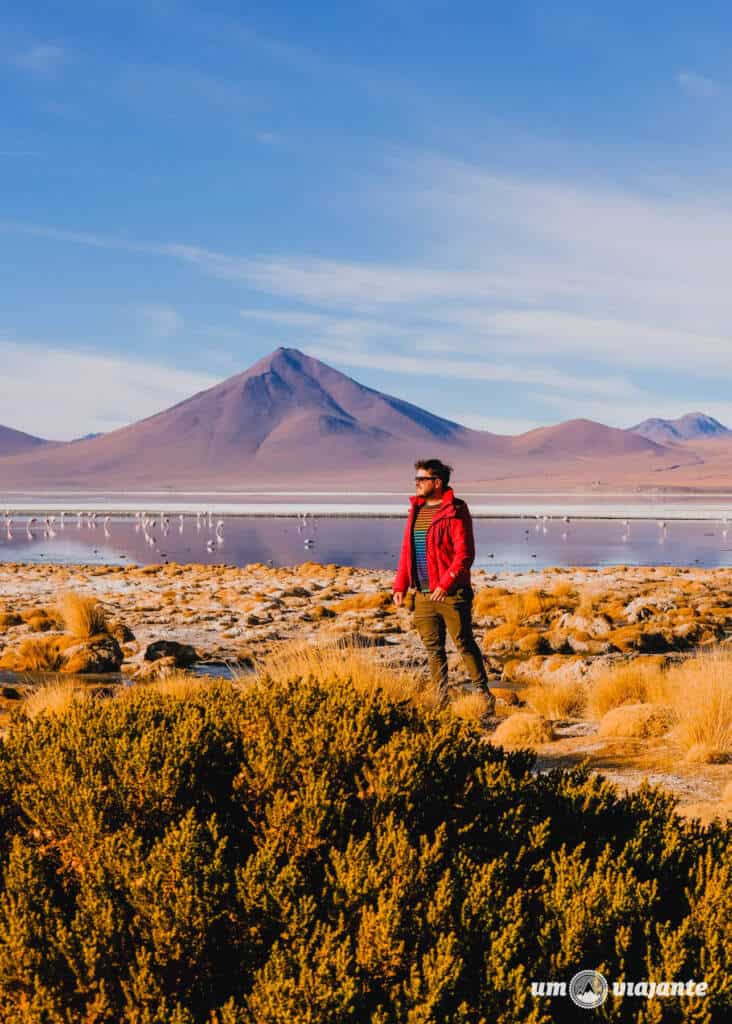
[0,676,729,1023]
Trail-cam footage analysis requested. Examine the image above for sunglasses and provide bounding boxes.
[415,476,439,482]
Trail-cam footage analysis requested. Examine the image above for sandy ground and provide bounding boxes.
[1,559,731,825]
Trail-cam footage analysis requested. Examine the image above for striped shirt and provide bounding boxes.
[412,502,440,592]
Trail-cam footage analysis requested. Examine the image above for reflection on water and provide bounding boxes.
[2,513,732,571]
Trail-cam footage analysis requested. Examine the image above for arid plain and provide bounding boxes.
[2,557,731,826]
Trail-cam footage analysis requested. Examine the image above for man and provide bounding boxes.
[392,459,495,711]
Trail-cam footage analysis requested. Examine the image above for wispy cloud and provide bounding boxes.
[11,44,66,75]
[303,344,640,399]
[678,70,719,98]
[7,144,732,428]
[0,338,218,440]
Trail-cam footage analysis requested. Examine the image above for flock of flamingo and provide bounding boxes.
[1,508,730,566]
[1,508,320,556]
[517,512,728,547]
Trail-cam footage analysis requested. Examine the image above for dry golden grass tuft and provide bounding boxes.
[576,584,607,619]
[0,635,76,672]
[683,744,729,765]
[668,650,732,760]
[721,779,732,805]
[253,635,439,709]
[597,702,677,739]
[491,712,555,748]
[586,658,670,719]
[138,671,210,700]
[524,676,587,719]
[23,677,91,719]
[449,691,493,723]
[58,591,108,639]
[515,631,547,655]
[498,588,550,626]
[472,586,510,617]
[548,579,576,603]
[483,622,519,647]
[328,592,394,613]
[587,648,732,759]
[20,607,61,632]
[0,611,22,629]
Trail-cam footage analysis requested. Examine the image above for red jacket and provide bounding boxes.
[392,487,476,595]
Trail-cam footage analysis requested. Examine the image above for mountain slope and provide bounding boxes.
[0,424,50,457]
[511,419,664,457]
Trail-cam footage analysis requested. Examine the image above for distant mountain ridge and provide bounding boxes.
[0,348,725,489]
[630,412,731,444]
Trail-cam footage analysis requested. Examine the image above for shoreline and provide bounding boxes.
[4,501,732,520]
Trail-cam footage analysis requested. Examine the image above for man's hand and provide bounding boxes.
[431,586,447,602]
[393,591,404,607]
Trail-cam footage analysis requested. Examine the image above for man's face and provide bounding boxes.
[415,471,442,498]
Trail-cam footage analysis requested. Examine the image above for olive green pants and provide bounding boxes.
[412,585,489,694]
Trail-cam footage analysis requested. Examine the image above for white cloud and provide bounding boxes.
[9,149,732,425]
[678,71,719,98]
[0,338,219,440]
[303,344,640,399]
[11,45,66,75]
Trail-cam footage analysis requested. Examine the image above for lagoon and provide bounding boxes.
[3,508,732,572]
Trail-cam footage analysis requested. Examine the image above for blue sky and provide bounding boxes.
[4,0,732,439]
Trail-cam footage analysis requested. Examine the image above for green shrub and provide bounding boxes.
[0,677,728,1023]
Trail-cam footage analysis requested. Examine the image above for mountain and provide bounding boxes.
[0,348,499,488]
[512,419,662,458]
[630,412,731,445]
[0,424,49,457]
[0,348,720,490]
